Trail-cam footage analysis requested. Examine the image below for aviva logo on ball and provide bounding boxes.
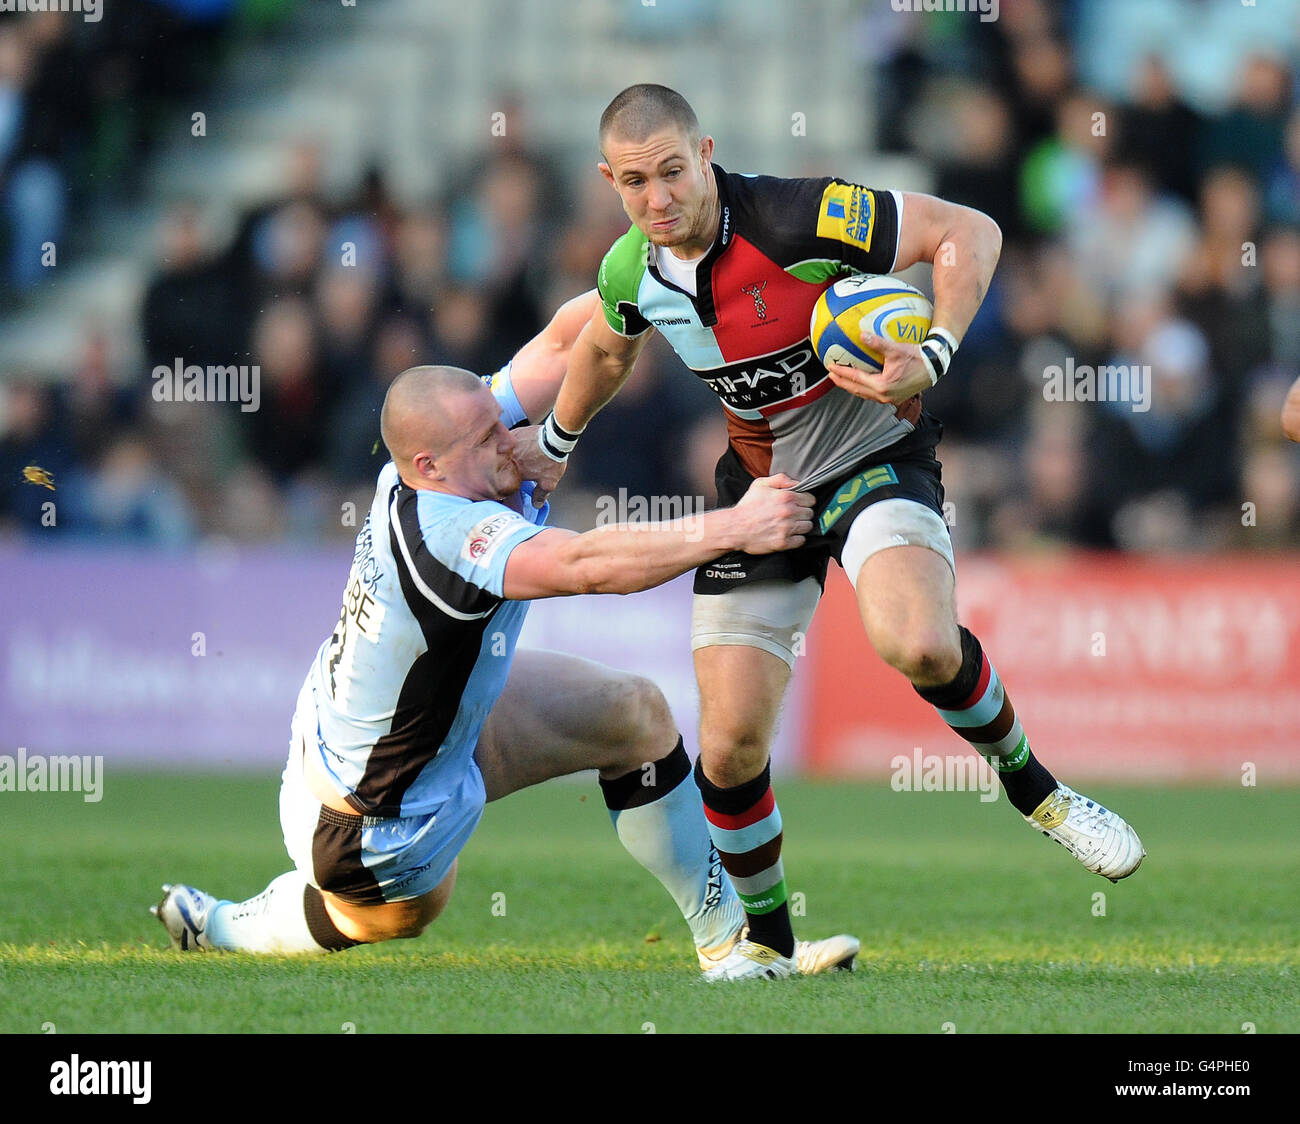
[809,274,933,373]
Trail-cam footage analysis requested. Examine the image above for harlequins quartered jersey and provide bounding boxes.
[598,165,933,489]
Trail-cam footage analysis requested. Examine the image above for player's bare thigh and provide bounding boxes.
[474,649,677,802]
[837,494,960,684]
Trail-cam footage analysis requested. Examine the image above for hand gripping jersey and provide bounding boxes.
[598,165,937,489]
[302,369,547,818]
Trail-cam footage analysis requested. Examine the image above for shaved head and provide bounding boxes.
[380,365,485,470]
[380,365,521,501]
[599,84,700,154]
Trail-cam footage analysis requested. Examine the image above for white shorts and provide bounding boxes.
[690,499,955,666]
[839,497,955,591]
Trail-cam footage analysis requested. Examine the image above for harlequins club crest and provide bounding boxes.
[742,281,769,321]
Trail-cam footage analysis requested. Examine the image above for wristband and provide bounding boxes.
[926,326,961,354]
[919,328,959,387]
[538,411,583,462]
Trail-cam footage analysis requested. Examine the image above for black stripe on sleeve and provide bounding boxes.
[390,486,501,619]
[355,502,503,814]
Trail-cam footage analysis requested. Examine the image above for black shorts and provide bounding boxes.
[693,414,947,595]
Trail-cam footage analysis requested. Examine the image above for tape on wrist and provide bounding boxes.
[538,411,582,462]
[926,326,961,354]
[920,329,959,387]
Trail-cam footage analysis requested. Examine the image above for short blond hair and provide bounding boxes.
[599,84,700,154]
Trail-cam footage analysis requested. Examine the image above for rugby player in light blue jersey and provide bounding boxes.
[152,291,858,975]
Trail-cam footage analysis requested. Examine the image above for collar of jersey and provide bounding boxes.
[643,163,734,329]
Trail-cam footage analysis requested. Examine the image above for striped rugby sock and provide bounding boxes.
[693,758,794,958]
[914,627,1057,815]
[599,738,744,954]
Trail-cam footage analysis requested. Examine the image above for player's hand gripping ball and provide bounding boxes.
[809,274,934,373]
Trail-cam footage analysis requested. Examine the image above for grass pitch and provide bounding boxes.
[0,774,1296,1034]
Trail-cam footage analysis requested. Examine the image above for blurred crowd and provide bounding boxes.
[0,1,300,297]
[865,0,1300,551]
[0,113,716,545]
[3,0,1300,551]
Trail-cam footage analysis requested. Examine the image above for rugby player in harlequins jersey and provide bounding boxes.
[539,84,1145,982]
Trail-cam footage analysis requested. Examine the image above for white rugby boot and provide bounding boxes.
[1024,784,1146,882]
[151,883,223,951]
[699,925,859,978]
[696,927,745,973]
[701,938,796,982]
[795,932,860,974]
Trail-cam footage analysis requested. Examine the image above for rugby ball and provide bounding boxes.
[810,274,933,372]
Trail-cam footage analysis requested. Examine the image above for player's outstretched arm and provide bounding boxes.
[505,289,599,501]
[552,304,654,435]
[502,475,813,600]
[506,289,603,421]
[827,193,1001,406]
[1283,375,1300,442]
[512,304,654,507]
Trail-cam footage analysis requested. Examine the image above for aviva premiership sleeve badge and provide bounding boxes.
[817,183,876,252]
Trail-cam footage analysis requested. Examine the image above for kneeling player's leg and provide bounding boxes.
[185,862,456,953]
[159,718,468,953]
[314,862,456,944]
[691,577,821,959]
[474,649,743,956]
[844,499,1057,811]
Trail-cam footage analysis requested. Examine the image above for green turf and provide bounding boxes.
[0,774,1295,1033]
